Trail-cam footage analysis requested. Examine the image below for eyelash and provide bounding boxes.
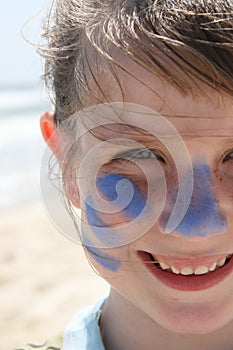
[109,149,233,166]
[223,151,233,163]
[112,149,166,163]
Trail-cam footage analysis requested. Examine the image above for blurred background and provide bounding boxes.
[0,1,109,349]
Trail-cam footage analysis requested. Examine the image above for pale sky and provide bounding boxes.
[0,1,51,86]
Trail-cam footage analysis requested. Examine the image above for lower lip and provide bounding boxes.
[138,251,233,291]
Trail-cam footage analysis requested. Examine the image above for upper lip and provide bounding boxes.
[143,251,233,269]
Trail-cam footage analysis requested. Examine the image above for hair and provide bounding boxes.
[39,0,233,126]
[39,0,233,260]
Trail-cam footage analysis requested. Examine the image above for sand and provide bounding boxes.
[0,201,109,350]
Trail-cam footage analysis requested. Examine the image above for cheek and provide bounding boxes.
[80,198,123,272]
[81,173,150,248]
[96,173,146,219]
[84,242,121,272]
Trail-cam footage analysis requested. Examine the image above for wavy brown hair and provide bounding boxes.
[39,0,233,123]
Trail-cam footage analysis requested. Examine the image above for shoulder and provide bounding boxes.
[15,334,62,350]
[63,298,107,350]
[16,298,107,350]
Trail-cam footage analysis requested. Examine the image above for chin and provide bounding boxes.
[148,300,233,335]
[160,319,228,335]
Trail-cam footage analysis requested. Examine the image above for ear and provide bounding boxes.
[40,111,62,160]
[40,111,80,208]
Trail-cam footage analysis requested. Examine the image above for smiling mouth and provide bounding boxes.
[148,253,233,276]
[138,251,233,291]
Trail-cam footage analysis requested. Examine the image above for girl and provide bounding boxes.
[22,0,233,349]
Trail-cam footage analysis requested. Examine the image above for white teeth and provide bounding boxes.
[154,255,231,275]
[209,262,217,271]
[158,261,170,270]
[171,266,180,274]
[194,266,209,275]
[217,257,226,267]
[180,267,194,275]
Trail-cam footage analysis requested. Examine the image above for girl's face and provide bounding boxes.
[67,65,233,334]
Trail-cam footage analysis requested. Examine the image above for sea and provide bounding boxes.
[0,83,51,210]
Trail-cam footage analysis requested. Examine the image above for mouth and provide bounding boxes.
[138,251,233,291]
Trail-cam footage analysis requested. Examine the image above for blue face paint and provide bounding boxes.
[82,233,120,272]
[85,174,146,247]
[85,194,104,227]
[85,194,118,246]
[173,164,227,237]
[85,174,146,246]
[96,173,145,218]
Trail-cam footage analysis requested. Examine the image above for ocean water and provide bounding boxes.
[0,84,51,209]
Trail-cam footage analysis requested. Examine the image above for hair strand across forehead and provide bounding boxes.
[38,0,233,123]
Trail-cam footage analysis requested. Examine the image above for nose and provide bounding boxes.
[168,164,227,237]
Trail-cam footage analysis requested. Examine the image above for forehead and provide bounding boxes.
[125,64,231,108]
[77,109,233,164]
[82,54,233,144]
[92,56,233,132]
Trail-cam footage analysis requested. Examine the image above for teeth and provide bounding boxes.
[156,255,230,275]
[209,262,217,271]
[159,261,170,270]
[180,267,194,275]
[171,266,180,274]
[217,257,226,267]
[194,266,209,275]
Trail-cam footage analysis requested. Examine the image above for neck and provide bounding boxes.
[101,289,233,350]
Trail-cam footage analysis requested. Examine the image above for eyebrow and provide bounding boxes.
[88,117,233,147]
[91,127,233,145]
[218,138,233,149]
[162,114,233,119]
[90,124,169,150]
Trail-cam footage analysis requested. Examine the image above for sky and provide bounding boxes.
[0,0,51,86]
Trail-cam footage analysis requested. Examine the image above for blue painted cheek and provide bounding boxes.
[85,174,146,246]
[96,174,145,218]
[85,195,118,246]
[85,195,104,227]
[175,164,227,237]
[82,233,120,272]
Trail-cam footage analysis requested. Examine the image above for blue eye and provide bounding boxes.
[113,148,165,162]
[223,151,233,162]
[125,149,155,159]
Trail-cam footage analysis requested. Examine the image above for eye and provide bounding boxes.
[223,151,233,162]
[113,148,166,163]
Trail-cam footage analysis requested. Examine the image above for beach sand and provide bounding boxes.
[0,201,109,350]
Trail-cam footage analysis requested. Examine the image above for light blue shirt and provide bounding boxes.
[63,298,106,350]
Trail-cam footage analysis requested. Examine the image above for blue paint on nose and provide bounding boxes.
[96,173,145,218]
[175,164,227,237]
